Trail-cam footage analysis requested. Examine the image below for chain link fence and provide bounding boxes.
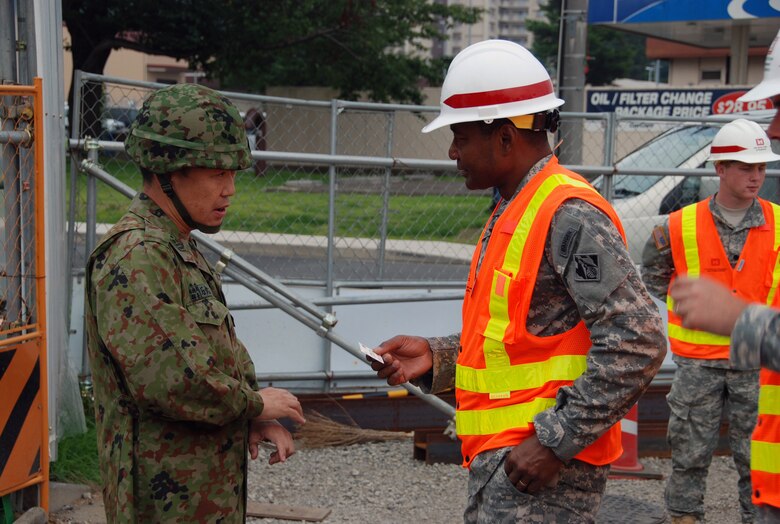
[1,84,40,336]
[0,79,49,509]
[66,73,780,286]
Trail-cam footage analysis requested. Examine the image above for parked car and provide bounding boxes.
[64,103,138,141]
[592,120,780,262]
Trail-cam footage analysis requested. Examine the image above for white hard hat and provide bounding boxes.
[739,29,780,102]
[422,39,564,133]
[708,118,780,163]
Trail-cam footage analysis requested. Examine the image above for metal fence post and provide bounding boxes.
[602,112,616,202]
[84,138,99,256]
[65,69,84,362]
[377,111,395,279]
[322,99,340,391]
[78,138,100,381]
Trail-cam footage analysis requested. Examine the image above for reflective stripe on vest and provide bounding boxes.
[667,199,780,358]
[456,354,587,394]
[478,174,595,373]
[753,440,780,474]
[767,208,780,306]
[456,159,623,468]
[752,371,780,508]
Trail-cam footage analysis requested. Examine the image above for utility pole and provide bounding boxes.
[556,0,588,166]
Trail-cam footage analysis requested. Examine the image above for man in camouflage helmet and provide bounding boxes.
[84,83,306,523]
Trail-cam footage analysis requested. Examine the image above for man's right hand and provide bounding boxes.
[370,335,433,386]
[258,387,305,424]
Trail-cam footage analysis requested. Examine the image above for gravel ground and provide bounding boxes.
[247,439,744,524]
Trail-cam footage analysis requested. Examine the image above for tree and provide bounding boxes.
[63,0,481,127]
[526,0,650,86]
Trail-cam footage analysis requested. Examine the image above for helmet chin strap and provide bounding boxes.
[157,173,222,234]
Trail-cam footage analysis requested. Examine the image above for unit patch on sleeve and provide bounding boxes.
[573,254,600,282]
[652,225,669,251]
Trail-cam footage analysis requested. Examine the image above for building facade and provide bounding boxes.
[434,0,541,58]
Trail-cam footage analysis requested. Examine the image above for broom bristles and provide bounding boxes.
[295,410,411,449]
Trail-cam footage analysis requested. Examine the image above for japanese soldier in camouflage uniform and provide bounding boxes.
[85,83,306,523]
[369,40,666,523]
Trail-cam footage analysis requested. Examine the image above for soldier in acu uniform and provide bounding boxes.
[368,40,666,523]
[670,276,780,524]
[85,83,306,523]
[641,119,780,524]
[665,30,780,524]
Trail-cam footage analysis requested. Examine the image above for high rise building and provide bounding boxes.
[434,0,542,58]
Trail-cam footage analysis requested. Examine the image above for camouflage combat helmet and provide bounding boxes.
[125,83,250,173]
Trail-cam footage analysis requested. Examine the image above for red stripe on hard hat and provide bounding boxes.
[711,145,748,154]
[443,80,554,109]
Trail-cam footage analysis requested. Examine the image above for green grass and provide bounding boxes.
[49,417,101,486]
[70,161,487,243]
[49,391,101,487]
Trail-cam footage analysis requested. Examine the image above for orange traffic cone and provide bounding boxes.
[612,403,644,472]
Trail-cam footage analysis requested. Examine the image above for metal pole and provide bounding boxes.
[35,0,77,460]
[17,0,36,84]
[0,130,32,144]
[323,100,340,392]
[378,111,395,279]
[556,0,588,166]
[601,112,615,202]
[0,0,22,332]
[228,290,465,310]
[66,69,84,318]
[84,139,99,255]
[730,22,750,85]
[0,0,15,84]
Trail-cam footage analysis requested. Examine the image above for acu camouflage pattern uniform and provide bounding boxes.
[416,155,666,523]
[641,197,763,523]
[732,305,780,524]
[85,83,259,523]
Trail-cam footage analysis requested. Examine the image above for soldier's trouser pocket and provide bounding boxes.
[666,387,721,468]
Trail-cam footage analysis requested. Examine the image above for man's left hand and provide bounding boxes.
[503,434,564,494]
[249,419,295,464]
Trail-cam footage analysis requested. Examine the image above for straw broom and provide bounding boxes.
[295,410,412,449]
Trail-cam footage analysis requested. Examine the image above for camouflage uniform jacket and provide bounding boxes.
[416,155,666,462]
[732,305,780,373]
[641,196,767,369]
[85,193,265,523]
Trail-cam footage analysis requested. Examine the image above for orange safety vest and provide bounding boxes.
[667,198,780,360]
[456,157,623,469]
[753,368,780,508]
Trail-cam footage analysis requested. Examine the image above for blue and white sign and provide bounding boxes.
[586,88,775,117]
[589,0,780,23]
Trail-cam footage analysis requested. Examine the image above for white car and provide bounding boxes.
[593,122,780,262]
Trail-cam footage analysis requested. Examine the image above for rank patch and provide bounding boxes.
[188,283,213,302]
[574,254,600,282]
[559,226,580,258]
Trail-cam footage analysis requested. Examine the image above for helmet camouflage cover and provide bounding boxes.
[125,83,251,173]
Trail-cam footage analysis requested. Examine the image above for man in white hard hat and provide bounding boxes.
[652,34,780,524]
[368,39,666,522]
[642,119,780,524]
[739,29,780,142]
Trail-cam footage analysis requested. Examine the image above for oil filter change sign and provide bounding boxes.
[587,88,775,117]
